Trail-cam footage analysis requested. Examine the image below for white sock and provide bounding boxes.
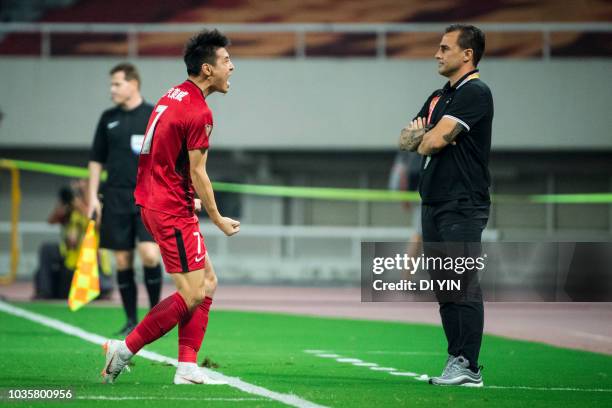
[118,341,134,360]
[177,362,198,371]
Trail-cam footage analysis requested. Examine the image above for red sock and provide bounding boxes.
[178,296,213,363]
[125,292,189,354]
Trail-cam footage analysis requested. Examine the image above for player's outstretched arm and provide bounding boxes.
[188,148,240,236]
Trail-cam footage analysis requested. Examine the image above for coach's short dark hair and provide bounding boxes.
[184,29,230,76]
[445,24,486,66]
[110,63,141,87]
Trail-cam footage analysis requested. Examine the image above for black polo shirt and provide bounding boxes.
[90,101,154,213]
[416,69,493,205]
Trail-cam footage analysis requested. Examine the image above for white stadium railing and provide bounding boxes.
[1,22,611,59]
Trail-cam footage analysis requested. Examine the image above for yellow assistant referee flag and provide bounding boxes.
[68,219,100,311]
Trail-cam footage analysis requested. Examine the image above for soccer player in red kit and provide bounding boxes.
[101,29,239,385]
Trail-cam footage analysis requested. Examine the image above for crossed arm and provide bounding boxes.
[399,116,464,155]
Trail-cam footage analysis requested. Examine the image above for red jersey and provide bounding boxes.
[134,80,213,217]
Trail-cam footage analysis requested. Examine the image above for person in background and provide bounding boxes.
[34,180,112,299]
[389,150,423,264]
[88,63,163,336]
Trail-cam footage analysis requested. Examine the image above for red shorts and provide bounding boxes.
[140,207,206,273]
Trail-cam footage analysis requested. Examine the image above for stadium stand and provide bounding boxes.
[0,0,611,57]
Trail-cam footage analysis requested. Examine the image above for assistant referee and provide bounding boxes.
[399,24,493,387]
[88,63,162,336]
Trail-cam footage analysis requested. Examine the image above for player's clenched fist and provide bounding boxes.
[194,198,202,213]
[215,216,241,236]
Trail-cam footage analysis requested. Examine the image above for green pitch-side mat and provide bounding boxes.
[0,302,611,408]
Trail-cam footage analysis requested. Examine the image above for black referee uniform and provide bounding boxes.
[418,69,493,372]
[90,101,162,327]
[91,102,154,248]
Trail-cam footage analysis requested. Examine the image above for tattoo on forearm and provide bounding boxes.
[442,122,464,144]
[399,127,426,151]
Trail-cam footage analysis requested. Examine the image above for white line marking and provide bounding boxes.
[303,350,327,354]
[314,351,612,393]
[389,372,418,377]
[0,301,328,408]
[336,358,363,363]
[315,354,340,358]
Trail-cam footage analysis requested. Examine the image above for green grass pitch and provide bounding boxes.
[0,302,611,407]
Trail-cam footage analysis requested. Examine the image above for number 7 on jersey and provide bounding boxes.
[141,105,168,154]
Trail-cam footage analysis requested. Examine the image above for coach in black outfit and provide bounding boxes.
[88,63,162,336]
[399,24,493,387]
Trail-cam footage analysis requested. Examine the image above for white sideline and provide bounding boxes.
[0,301,328,408]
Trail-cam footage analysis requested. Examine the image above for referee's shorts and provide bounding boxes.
[99,207,154,251]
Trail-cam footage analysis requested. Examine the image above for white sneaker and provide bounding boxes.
[173,363,228,385]
[429,356,483,387]
[101,340,132,384]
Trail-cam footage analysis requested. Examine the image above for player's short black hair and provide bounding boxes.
[110,63,141,87]
[445,24,486,66]
[184,29,230,76]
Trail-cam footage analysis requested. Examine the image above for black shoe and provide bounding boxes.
[115,321,137,337]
